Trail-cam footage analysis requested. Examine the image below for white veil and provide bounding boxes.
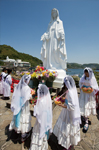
[11,75,31,115]
[79,67,98,92]
[50,8,60,23]
[34,84,52,139]
[64,75,81,125]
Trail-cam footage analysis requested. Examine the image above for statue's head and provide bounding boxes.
[51,8,59,20]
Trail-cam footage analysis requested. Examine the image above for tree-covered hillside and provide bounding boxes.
[0,44,99,69]
[0,45,42,67]
[67,63,99,69]
[67,63,82,69]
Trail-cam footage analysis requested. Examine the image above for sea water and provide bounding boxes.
[67,68,83,78]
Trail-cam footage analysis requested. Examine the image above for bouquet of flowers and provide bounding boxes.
[20,71,30,77]
[42,70,58,82]
[31,66,58,83]
[81,85,93,93]
[35,66,44,72]
[30,96,37,105]
[31,88,36,95]
[52,95,65,105]
[31,66,44,82]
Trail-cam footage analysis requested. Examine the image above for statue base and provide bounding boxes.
[48,69,66,89]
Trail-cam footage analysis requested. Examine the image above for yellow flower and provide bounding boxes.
[31,72,36,78]
[42,71,46,76]
[53,71,55,74]
[22,73,24,76]
[40,69,42,71]
[26,72,30,75]
[49,72,53,76]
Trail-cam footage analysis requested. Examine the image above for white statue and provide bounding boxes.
[41,8,67,70]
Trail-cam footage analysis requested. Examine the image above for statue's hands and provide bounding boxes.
[41,34,45,41]
[41,32,49,41]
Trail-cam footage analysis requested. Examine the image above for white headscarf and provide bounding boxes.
[50,8,60,23]
[64,75,81,125]
[1,72,7,81]
[34,84,52,139]
[11,75,31,115]
[79,67,98,92]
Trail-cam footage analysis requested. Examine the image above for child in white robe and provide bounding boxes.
[53,75,81,150]
[29,84,52,150]
[79,67,98,131]
[0,68,7,95]
[0,75,3,95]
[9,75,33,142]
[3,69,12,100]
[1,67,7,80]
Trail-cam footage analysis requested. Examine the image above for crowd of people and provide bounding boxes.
[0,67,99,150]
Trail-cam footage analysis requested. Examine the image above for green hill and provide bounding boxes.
[0,44,99,69]
[0,44,42,67]
[67,63,82,69]
[67,63,99,69]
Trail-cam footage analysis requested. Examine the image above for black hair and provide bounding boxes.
[58,82,67,97]
[2,67,7,72]
[4,69,12,81]
[7,69,12,74]
[84,69,88,80]
[84,69,88,73]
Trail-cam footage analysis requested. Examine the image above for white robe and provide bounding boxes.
[79,79,96,117]
[41,16,67,70]
[29,119,48,150]
[53,92,80,149]
[0,80,3,94]
[30,84,52,150]
[3,75,12,97]
[1,72,7,80]
[1,72,7,95]
[9,75,32,134]
[9,101,31,134]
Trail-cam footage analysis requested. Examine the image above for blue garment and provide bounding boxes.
[44,110,51,140]
[45,130,49,140]
[83,85,91,88]
[65,99,68,105]
[14,97,24,128]
[15,110,21,128]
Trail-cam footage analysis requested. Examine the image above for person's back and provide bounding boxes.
[3,69,12,100]
[1,68,7,81]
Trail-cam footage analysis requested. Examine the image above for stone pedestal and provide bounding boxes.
[48,69,66,89]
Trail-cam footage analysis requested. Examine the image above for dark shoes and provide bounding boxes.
[4,97,10,100]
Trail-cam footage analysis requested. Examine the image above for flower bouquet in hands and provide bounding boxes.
[52,95,65,105]
[31,88,36,95]
[30,96,37,105]
[81,85,93,93]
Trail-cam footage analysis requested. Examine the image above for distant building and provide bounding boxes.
[2,56,31,67]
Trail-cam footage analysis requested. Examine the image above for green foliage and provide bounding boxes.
[0,44,42,67]
[82,64,99,70]
[0,61,4,66]
[93,71,99,86]
[72,75,80,88]
[67,63,99,69]
[67,63,82,69]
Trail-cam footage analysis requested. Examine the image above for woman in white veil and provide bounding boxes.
[30,84,52,150]
[79,67,98,131]
[9,74,33,142]
[53,75,81,150]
